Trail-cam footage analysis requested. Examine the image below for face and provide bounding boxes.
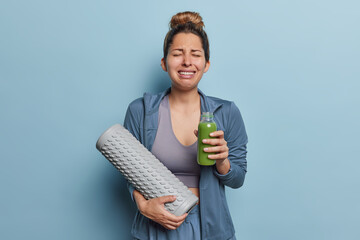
[161,33,210,91]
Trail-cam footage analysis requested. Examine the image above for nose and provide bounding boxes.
[182,54,191,67]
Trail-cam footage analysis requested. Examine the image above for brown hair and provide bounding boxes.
[163,11,210,63]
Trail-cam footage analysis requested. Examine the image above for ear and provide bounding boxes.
[161,58,167,72]
[204,61,210,73]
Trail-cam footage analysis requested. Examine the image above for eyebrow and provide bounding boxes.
[172,49,203,52]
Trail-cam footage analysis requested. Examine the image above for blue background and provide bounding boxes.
[1,0,359,239]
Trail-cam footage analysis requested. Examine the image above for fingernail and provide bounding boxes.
[202,139,207,143]
[204,148,208,152]
[210,133,214,136]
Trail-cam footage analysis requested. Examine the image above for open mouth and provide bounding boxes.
[178,71,196,77]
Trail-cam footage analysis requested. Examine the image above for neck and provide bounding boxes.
[168,86,200,112]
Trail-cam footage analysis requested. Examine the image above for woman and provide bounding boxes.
[124,11,248,240]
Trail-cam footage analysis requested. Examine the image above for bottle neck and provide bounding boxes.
[200,112,214,122]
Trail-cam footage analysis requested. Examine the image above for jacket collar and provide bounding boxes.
[143,87,223,114]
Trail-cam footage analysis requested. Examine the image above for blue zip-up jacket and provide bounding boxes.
[123,88,248,240]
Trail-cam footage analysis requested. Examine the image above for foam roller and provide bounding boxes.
[96,124,199,216]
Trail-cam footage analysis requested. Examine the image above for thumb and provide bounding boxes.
[158,195,176,204]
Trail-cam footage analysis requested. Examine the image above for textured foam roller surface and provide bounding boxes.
[96,124,199,216]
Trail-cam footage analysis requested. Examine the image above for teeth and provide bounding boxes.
[179,72,195,75]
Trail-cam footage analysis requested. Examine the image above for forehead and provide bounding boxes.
[170,33,203,50]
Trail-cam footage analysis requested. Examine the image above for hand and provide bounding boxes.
[133,190,188,230]
[194,130,231,175]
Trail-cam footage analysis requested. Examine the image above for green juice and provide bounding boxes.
[197,112,217,166]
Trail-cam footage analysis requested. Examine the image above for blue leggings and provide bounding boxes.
[133,205,237,240]
[134,205,201,240]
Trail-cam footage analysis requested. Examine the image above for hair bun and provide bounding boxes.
[170,11,204,29]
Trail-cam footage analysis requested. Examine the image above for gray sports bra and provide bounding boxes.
[151,95,200,188]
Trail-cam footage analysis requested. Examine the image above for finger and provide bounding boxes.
[204,146,227,153]
[208,152,228,160]
[164,217,186,229]
[164,212,188,223]
[164,221,183,230]
[152,209,185,228]
[176,213,188,222]
[157,195,176,204]
[209,130,224,138]
[202,138,225,146]
[172,219,186,228]
[164,224,177,230]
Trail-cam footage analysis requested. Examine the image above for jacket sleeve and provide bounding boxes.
[123,98,144,202]
[213,102,248,188]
